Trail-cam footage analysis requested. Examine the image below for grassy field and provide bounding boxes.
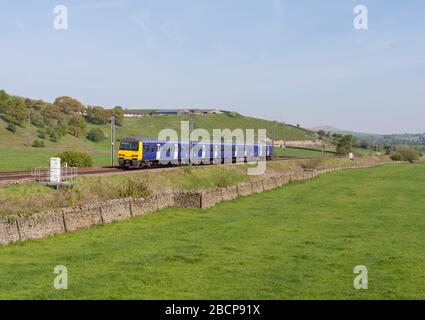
[0,163,423,299]
[0,114,317,171]
[274,147,334,158]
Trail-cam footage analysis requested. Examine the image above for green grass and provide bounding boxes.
[274,147,334,158]
[0,114,317,171]
[0,163,424,299]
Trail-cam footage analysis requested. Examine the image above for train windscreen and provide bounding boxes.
[120,141,139,151]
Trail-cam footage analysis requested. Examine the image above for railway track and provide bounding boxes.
[0,156,309,185]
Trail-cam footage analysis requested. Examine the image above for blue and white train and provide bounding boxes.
[118,137,273,168]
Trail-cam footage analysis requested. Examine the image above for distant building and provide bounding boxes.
[123,112,147,118]
[150,109,192,116]
[150,109,223,116]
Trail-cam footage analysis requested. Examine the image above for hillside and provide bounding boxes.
[0,92,317,171]
[311,125,382,139]
[313,125,425,148]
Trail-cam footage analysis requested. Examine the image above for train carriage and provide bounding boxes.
[118,137,273,169]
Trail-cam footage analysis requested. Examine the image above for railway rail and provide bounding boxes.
[0,156,310,185]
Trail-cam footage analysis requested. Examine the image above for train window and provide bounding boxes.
[120,141,139,151]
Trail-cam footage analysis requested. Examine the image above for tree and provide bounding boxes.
[42,104,63,121]
[67,115,86,137]
[25,99,48,111]
[86,106,110,125]
[336,135,353,156]
[317,130,326,139]
[6,123,17,133]
[1,96,28,126]
[360,140,369,149]
[30,110,45,128]
[396,146,420,163]
[87,128,106,142]
[112,106,124,126]
[54,96,85,114]
[32,140,45,148]
[0,90,9,110]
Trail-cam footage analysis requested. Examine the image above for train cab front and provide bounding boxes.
[118,138,143,168]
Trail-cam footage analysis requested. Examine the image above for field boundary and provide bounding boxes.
[0,160,398,246]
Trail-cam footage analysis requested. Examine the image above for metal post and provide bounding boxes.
[111,115,116,167]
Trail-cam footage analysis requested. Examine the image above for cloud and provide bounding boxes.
[130,9,157,49]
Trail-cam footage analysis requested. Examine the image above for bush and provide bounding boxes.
[119,179,150,198]
[32,140,45,148]
[390,153,402,161]
[397,146,420,163]
[300,158,322,170]
[67,114,86,137]
[38,128,47,139]
[87,128,106,142]
[6,123,17,133]
[336,135,353,156]
[57,151,93,167]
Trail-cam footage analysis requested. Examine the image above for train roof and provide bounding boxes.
[121,137,272,145]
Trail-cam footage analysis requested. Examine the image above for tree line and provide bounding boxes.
[0,90,124,143]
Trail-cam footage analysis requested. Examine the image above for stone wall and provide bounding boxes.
[262,177,277,191]
[237,182,253,197]
[201,188,223,209]
[0,220,19,245]
[18,210,65,241]
[101,199,132,224]
[221,185,238,201]
[131,196,159,216]
[0,161,395,245]
[156,191,175,210]
[250,180,264,194]
[63,205,102,232]
[174,192,202,208]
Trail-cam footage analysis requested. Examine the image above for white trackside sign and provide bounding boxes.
[50,157,61,183]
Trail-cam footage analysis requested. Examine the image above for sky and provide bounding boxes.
[0,0,424,134]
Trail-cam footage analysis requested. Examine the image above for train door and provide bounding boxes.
[156,144,161,161]
[174,144,178,160]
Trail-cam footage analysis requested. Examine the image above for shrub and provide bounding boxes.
[87,128,106,142]
[214,171,235,187]
[2,96,28,126]
[32,140,45,148]
[38,128,47,139]
[6,123,17,133]
[336,135,353,156]
[85,106,110,125]
[390,153,402,161]
[57,151,93,167]
[301,158,322,170]
[397,146,420,163]
[67,114,86,137]
[119,179,150,198]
